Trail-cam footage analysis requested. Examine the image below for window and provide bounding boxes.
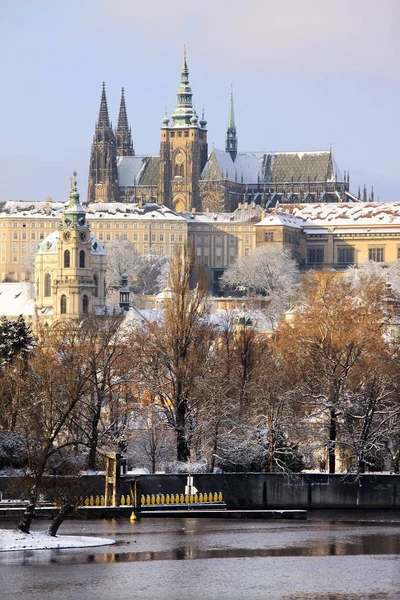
[151,234,156,241]
[115,234,120,240]
[99,223,103,229]
[369,247,384,262]
[93,274,99,297]
[337,247,354,264]
[244,247,250,256]
[229,237,236,246]
[264,232,274,242]
[31,223,35,228]
[13,232,18,240]
[44,273,51,297]
[22,232,27,240]
[60,295,67,314]
[159,245,164,255]
[12,243,17,253]
[122,234,128,240]
[144,234,148,241]
[184,131,189,137]
[82,295,89,314]
[307,247,324,264]
[21,244,26,253]
[106,233,111,241]
[124,223,128,229]
[64,249,70,268]
[159,234,164,242]
[106,222,110,228]
[133,233,138,241]
[116,223,119,229]
[170,234,175,242]
[40,222,44,228]
[99,234,103,241]
[31,233,36,240]
[79,250,85,268]
[40,233,44,240]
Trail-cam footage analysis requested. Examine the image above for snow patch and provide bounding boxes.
[0,529,115,552]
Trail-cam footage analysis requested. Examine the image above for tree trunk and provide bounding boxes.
[47,502,73,537]
[328,408,337,474]
[18,484,37,533]
[176,395,190,462]
[87,391,103,471]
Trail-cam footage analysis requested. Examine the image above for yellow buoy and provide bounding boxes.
[130,511,137,522]
[126,495,131,506]
[161,494,165,504]
[218,491,223,502]
[151,494,156,505]
[166,494,170,504]
[121,495,126,506]
[140,495,145,506]
[208,492,213,503]
[179,494,184,504]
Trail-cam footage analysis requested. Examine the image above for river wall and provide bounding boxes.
[1,473,399,509]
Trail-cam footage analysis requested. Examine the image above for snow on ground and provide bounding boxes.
[0,529,115,552]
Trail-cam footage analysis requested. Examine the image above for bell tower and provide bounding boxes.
[55,173,105,319]
[159,49,208,212]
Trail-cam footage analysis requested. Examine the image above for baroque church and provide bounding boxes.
[87,51,356,213]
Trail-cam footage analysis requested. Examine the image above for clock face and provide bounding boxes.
[63,230,71,242]
[80,231,88,242]
[176,152,184,165]
[64,217,72,226]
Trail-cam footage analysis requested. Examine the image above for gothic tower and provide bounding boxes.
[159,50,208,212]
[87,83,119,203]
[225,86,238,162]
[115,87,134,156]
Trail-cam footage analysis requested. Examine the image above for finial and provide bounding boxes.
[184,44,186,59]
[70,171,78,193]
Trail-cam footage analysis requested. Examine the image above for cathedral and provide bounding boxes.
[87,51,356,212]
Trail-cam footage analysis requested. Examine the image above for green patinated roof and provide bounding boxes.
[139,157,160,186]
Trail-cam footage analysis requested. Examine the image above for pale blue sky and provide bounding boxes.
[1,0,399,201]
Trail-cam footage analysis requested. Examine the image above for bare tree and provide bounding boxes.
[137,246,215,462]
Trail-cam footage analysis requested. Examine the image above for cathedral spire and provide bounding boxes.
[170,47,197,127]
[116,87,134,156]
[226,85,238,162]
[98,82,110,128]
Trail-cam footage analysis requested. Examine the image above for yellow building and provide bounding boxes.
[0,199,187,282]
[257,203,400,270]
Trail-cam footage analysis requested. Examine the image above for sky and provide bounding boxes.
[0,0,399,202]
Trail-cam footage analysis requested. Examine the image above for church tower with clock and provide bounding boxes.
[35,173,107,323]
[159,50,208,212]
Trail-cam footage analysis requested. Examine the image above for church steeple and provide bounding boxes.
[87,82,119,203]
[98,82,110,128]
[170,46,197,127]
[115,87,134,156]
[63,172,87,229]
[226,86,238,162]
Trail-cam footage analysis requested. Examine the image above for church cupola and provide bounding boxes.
[115,87,134,157]
[225,86,238,162]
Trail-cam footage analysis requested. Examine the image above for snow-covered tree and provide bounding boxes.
[22,242,38,282]
[221,247,298,326]
[105,239,169,295]
[105,239,141,290]
[0,315,35,368]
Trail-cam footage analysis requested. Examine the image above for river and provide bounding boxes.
[1,511,399,599]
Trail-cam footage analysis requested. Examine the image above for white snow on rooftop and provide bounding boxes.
[278,203,400,227]
[117,156,155,187]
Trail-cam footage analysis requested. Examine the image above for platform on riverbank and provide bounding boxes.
[0,505,306,520]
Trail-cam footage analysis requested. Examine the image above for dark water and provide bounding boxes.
[1,511,399,599]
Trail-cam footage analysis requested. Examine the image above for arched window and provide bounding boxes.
[82,295,89,314]
[79,250,85,268]
[64,250,70,268]
[179,164,184,177]
[175,163,180,177]
[93,274,99,298]
[44,273,51,297]
[60,294,67,314]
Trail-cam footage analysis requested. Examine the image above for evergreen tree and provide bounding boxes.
[0,315,35,368]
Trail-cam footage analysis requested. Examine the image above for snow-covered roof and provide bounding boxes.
[36,231,106,255]
[0,201,185,222]
[117,156,159,187]
[0,283,35,317]
[84,202,185,221]
[278,203,400,227]
[202,149,340,185]
[183,203,263,224]
[257,212,304,229]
